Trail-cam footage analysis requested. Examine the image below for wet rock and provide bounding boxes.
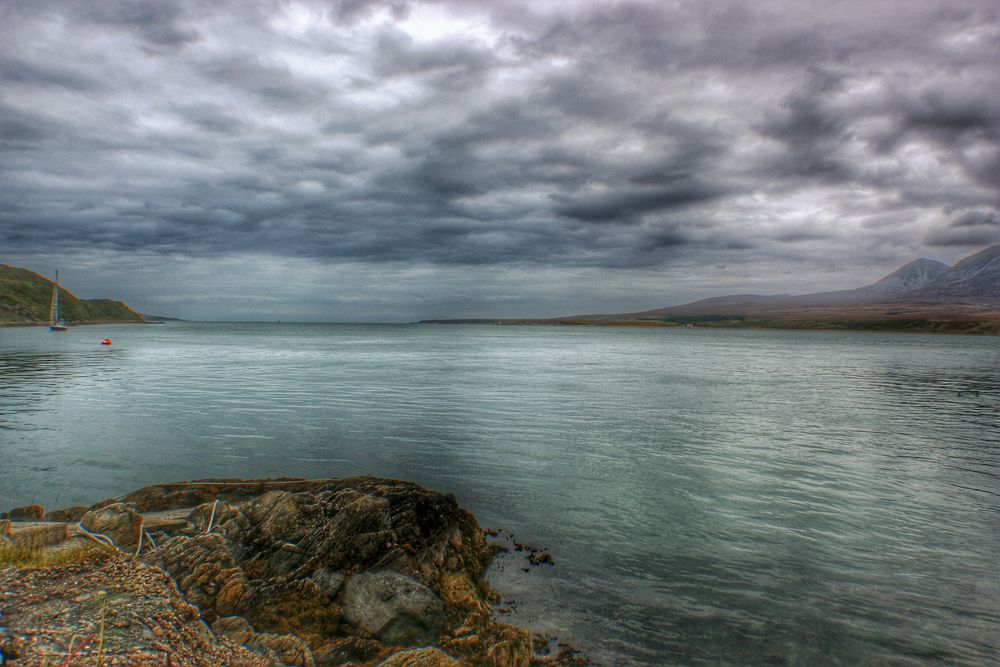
[342,570,447,647]
[444,612,532,667]
[378,647,461,666]
[80,503,143,548]
[8,504,44,521]
[314,637,384,666]
[528,552,554,566]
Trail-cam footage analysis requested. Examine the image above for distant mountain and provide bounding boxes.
[910,244,1000,299]
[0,264,145,325]
[551,244,1000,332]
[858,257,951,296]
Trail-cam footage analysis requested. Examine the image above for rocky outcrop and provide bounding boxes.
[6,477,569,666]
[133,477,533,666]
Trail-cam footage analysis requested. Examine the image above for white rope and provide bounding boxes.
[75,524,117,550]
[205,499,219,534]
[134,516,145,556]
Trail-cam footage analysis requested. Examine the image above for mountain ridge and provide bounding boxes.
[553,244,1000,329]
[553,244,1000,320]
[423,244,1000,333]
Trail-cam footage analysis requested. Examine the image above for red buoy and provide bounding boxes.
[101,338,112,345]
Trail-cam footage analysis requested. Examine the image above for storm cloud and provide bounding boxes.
[2,0,998,320]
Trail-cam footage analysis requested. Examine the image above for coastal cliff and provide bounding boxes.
[0,478,585,666]
[0,264,144,325]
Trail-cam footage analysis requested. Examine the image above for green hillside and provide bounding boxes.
[0,264,144,325]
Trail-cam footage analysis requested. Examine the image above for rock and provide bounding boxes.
[314,637,384,666]
[243,578,340,645]
[189,500,239,533]
[311,568,345,598]
[341,570,446,648]
[213,616,315,665]
[128,477,547,664]
[122,478,323,512]
[80,503,143,548]
[43,506,89,522]
[438,572,486,612]
[242,490,306,542]
[8,522,70,548]
[145,533,253,615]
[379,647,461,666]
[8,504,44,521]
[249,632,315,667]
[213,616,255,645]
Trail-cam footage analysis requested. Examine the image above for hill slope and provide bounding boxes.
[0,265,144,325]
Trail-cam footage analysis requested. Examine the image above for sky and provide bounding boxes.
[2,0,998,321]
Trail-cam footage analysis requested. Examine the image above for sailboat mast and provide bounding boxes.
[51,271,60,325]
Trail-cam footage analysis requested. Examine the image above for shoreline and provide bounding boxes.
[0,477,588,667]
[0,320,151,328]
[418,318,1000,335]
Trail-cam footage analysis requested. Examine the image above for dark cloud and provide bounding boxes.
[925,210,1000,247]
[1,0,999,319]
[74,0,201,48]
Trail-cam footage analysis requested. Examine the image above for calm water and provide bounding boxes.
[1,323,999,665]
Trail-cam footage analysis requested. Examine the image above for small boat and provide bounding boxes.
[49,271,69,331]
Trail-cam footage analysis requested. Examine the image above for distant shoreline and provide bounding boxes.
[418,317,1000,335]
[0,320,152,328]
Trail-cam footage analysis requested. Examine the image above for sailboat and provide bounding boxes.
[49,271,69,331]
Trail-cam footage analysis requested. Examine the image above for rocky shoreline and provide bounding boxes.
[0,477,588,666]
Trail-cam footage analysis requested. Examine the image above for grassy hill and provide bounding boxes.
[0,264,144,325]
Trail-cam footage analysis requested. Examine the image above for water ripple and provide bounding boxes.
[1,324,999,665]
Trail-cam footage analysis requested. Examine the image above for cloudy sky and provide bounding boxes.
[2,0,998,321]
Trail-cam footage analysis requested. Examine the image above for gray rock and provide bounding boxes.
[341,570,446,648]
[311,568,345,598]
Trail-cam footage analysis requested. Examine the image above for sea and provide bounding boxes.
[1,322,999,666]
